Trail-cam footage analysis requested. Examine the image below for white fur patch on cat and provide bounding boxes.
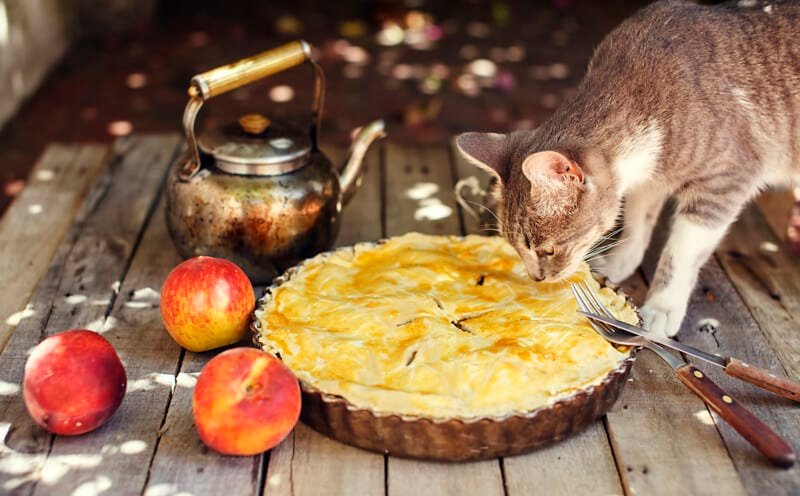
[612,122,663,197]
[731,87,754,112]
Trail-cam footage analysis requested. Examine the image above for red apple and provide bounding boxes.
[161,256,255,352]
[23,330,127,435]
[192,348,301,455]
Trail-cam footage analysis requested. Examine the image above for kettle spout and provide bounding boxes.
[339,120,386,206]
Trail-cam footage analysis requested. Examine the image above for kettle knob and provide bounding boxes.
[239,114,271,134]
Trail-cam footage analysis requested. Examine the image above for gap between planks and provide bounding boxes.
[0,143,108,352]
[641,205,799,495]
[383,143,505,496]
[262,143,386,496]
[4,138,792,493]
[0,135,182,495]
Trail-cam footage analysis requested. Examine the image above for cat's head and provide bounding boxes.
[456,131,618,282]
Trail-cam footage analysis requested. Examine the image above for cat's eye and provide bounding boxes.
[536,247,555,258]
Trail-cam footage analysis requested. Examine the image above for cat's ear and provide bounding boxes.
[455,132,510,181]
[521,151,585,190]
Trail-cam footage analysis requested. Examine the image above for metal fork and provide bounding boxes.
[571,282,684,368]
[570,281,795,468]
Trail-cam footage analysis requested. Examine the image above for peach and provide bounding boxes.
[23,330,127,435]
[161,256,255,352]
[192,348,301,455]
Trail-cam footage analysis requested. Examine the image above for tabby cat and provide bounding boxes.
[456,0,800,337]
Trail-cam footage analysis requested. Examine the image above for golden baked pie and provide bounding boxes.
[254,233,638,420]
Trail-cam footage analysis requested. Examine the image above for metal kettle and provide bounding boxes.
[165,40,385,283]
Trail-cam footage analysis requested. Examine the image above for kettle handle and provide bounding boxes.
[179,40,325,179]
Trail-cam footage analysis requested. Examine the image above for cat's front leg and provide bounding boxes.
[641,216,731,337]
[593,184,668,283]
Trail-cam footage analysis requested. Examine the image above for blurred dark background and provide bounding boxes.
[0,0,654,215]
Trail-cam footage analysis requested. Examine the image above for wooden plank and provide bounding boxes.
[26,136,181,496]
[142,350,263,496]
[451,142,626,495]
[0,143,107,351]
[641,214,800,494]
[335,144,385,246]
[607,274,746,496]
[385,143,462,238]
[754,190,794,242]
[266,424,385,496]
[383,143,504,495]
[263,144,386,496]
[679,260,800,494]
[388,458,504,496]
[503,424,623,496]
[717,206,800,381]
[31,197,183,496]
[0,136,180,495]
[606,351,746,496]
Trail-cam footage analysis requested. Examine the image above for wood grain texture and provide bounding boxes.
[143,347,264,496]
[754,190,794,242]
[605,274,746,496]
[717,205,800,384]
[139,142,378,496]
[0,136,178,496]
[388,458,505,496]
[452,142,625,496]
[384,143,505,495]
[384,143,462,237]
[675,364,795,468]
[677,261,800,493]
[266,424,385,496]
[335,144,384,247]
[263,143,386,496]
[0,143,107,351]
[724,358,800,403]
[26,136,182,496]
[642,213,800,494]
[503,424,623,496]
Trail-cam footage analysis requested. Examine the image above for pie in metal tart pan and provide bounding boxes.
[252,233,639,461]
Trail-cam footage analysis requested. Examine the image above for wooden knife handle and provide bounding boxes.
[724,357,800,403]
[676,364,796,468]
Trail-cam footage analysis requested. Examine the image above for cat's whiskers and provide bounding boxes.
[462,199,528,239]
[585,234,627,255]
[596,226,624,243]
[584,237,628,263]
[584,226,625,260]
[464,199,505,226]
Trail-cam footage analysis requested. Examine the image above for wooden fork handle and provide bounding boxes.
[676,364,796,468]
[724,358,800,403]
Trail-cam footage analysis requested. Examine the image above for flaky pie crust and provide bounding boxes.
[254,233,637,421]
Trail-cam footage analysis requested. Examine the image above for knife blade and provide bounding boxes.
[578,309,800,404]
[577,310,726,367]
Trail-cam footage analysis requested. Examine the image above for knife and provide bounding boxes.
[578,310,800,403]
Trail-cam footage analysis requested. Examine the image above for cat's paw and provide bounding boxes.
[591,254,638,283]
[639,297,686,338]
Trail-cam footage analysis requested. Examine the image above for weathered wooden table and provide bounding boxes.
[0,134,798,496]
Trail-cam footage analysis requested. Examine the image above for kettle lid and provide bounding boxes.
[198,114,311,175]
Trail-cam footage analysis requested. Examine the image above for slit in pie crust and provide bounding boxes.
[254,233,638,420]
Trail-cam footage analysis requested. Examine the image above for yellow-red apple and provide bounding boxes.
[161,256,255,352]
[23,330,127,435]
[192,348,301,455]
